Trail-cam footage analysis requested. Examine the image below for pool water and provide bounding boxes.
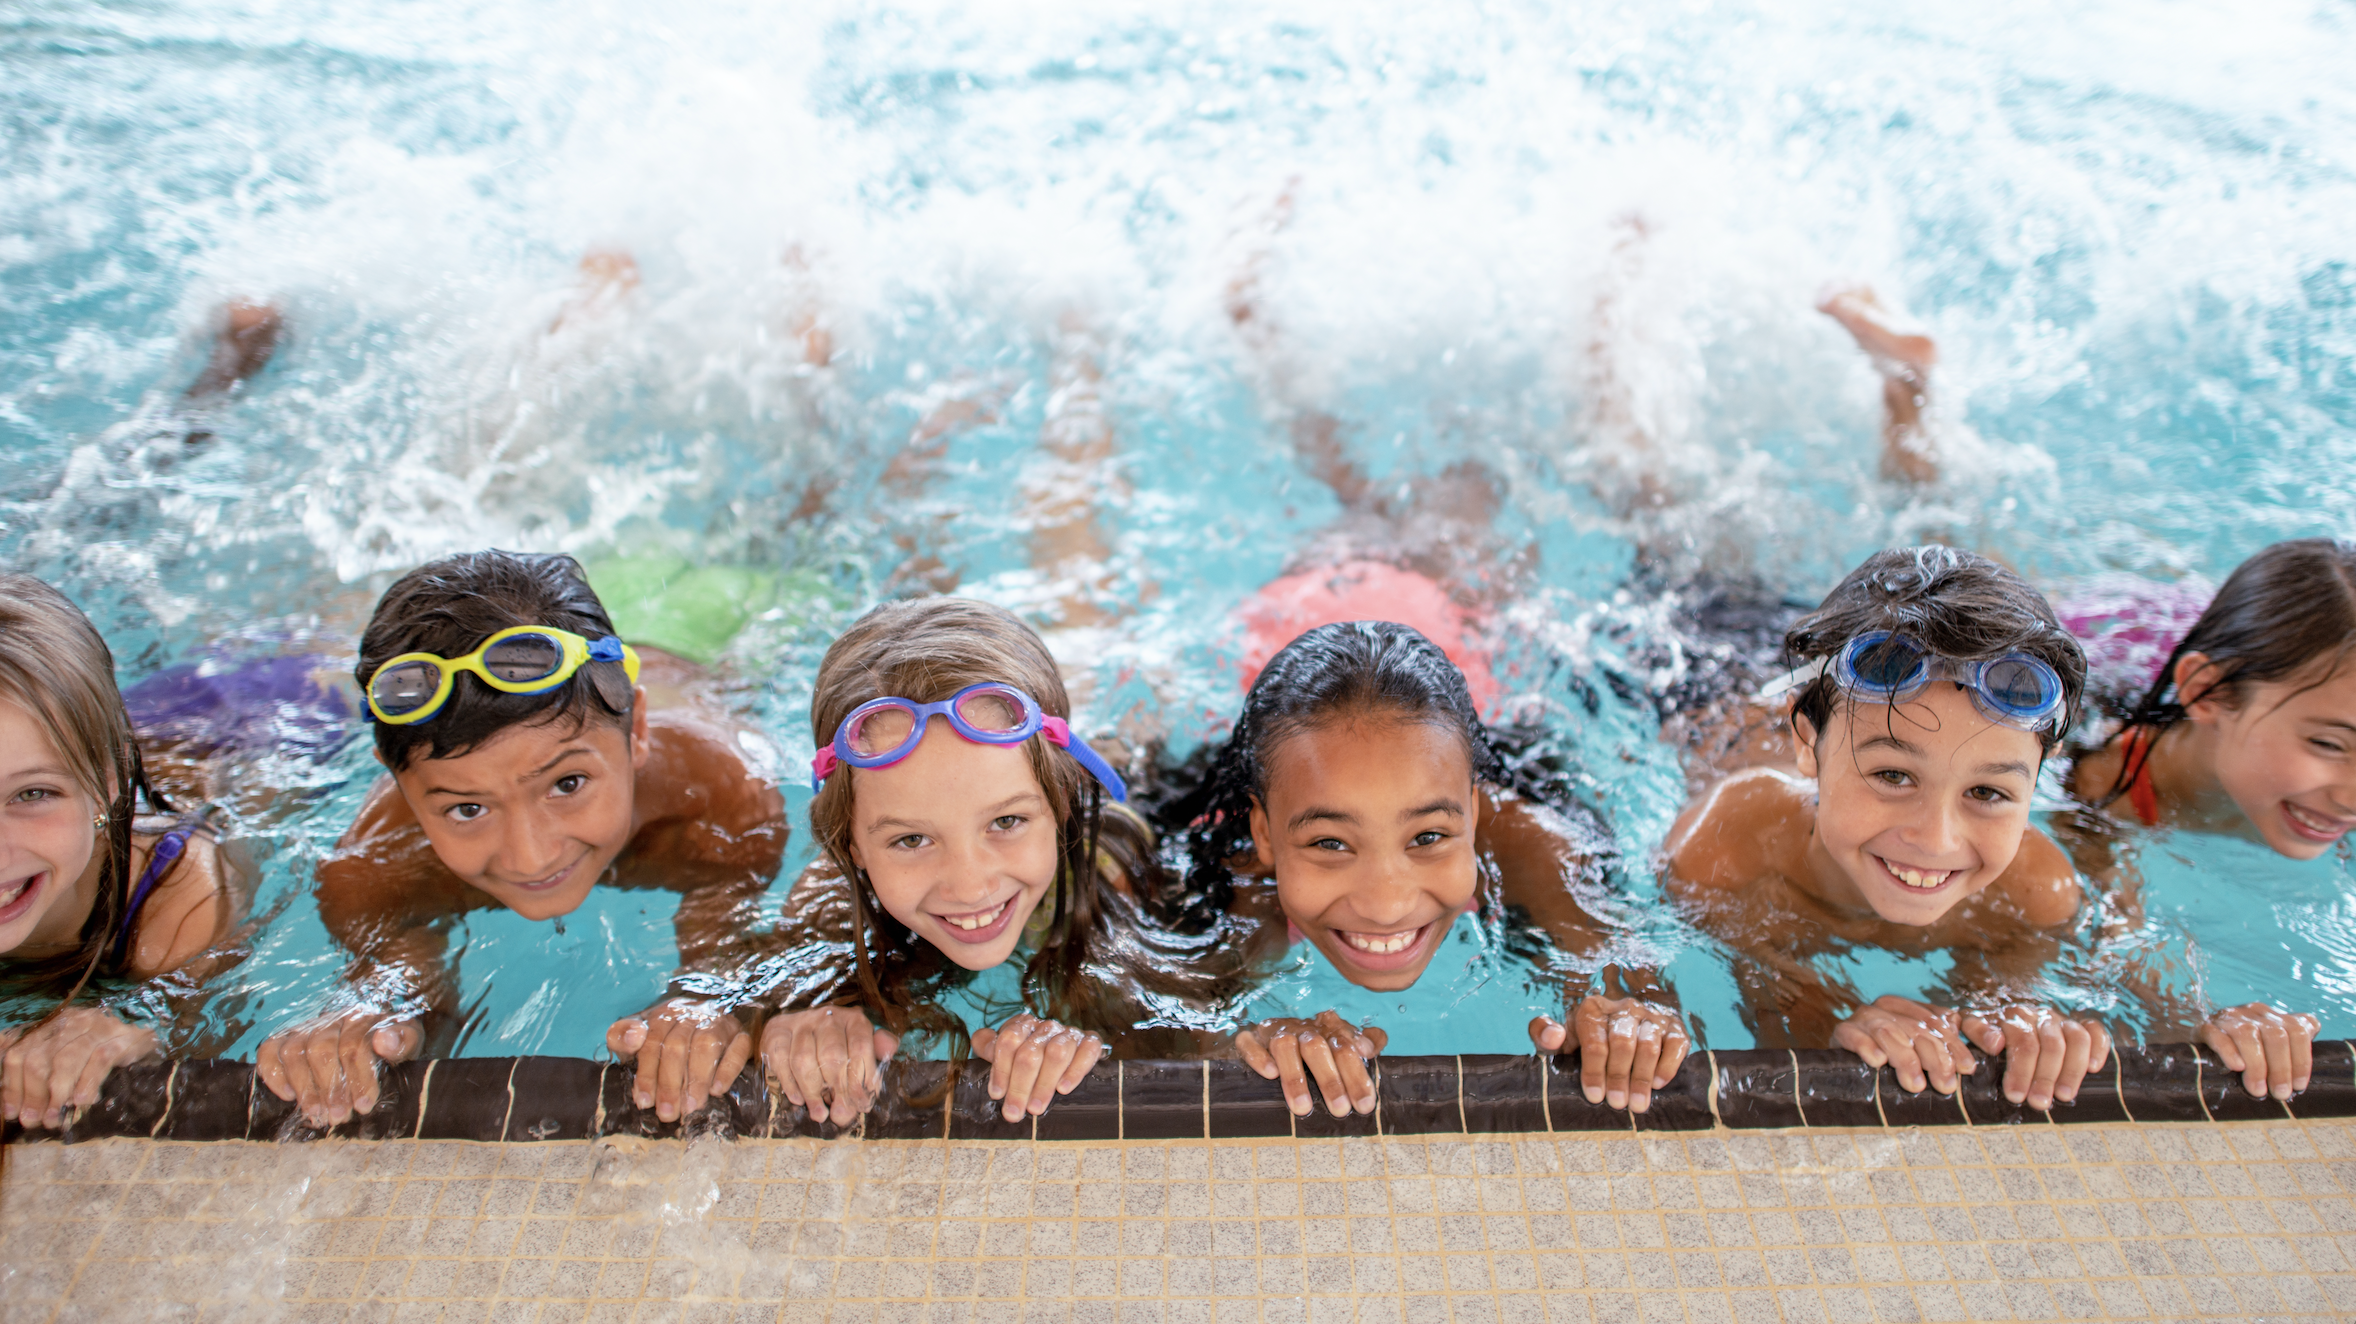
[5,0,2356,1057]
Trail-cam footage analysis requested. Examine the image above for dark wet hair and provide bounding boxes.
[1784,546,2086,755]
[357,551,633,771]
[1164,620,1503,917]
[2103,539,2356,799]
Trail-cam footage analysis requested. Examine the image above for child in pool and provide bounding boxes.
[1665,546,2317,1107]
[0,574,250,1130]
[255,550,788,1127]
[756,597,1235,1125]
[2070,538,2356,863]
[1165,619,1691,1118]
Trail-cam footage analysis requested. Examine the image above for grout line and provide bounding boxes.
[1200,1060,1209,1142]
[764,1072,779,1140]
[148,1060,179,1139]
[592,1063,608,1135]
[498,1059,519,1142]
[410,1060,439,1141]
[243,1064,258,1140]
[1704,1049,1722,1128]
[1116,1060,1124,1141]
[1787,1050,1808,1128]
[1540,1054,1553,1133]
[1454,1054,1465,1134]
[2114,1053,2136,1124]
[1373,1056,1385,1137]
[1872,1062,1889,1130]
[2194,1052,2216,1124]
[1954,1074,1973,1127]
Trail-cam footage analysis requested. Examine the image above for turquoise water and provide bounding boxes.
[5,0,2355,1056]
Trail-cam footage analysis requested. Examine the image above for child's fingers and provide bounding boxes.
[2085,1020,2113,1080]
[1872,1024,1925,1092]
[255,1034,295,1103]
[1331,1037,1377,1115]
[2051,1020,2094,1105]
[372,1019,424,1064]
[1831,1020,1887,1069]
[2023,1016,2069,1108]
[1268,1032,1311,1115]
[2291,1013,2318,1093]
[1362,1026,1389,1054]
[1624,1022,1666,1114]
[7,1037,51,1125]
[1058,1033,1104,1095]
[1957,1010,2003,1056]
[1236,1029,1277,1080]
[872,1029,901,1088]
[999,1027,1050,1123]
[607,1017,649,1057]
[1576,1001,1613,1104]
[685,1020,737,1103]
[1603,1010,1640,1109]
[1296,1031,1351,1117]
[1916,1027,1962,1095]
[2259,1016,2295,1100]
[969,1027,1000,1062]
[987,1016,1038,1103]
[1998,1014,2042,1105]
[2199,1018,2247,1073]
[1023,1028,1085,1117]
[1527,1016,1566,1054]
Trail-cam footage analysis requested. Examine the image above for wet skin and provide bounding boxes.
[1236,715,1686,1115]
[257,652,787,1127]
[0,699,236,1128]
[760,722,1103,1124]
[2072,653,2356,860]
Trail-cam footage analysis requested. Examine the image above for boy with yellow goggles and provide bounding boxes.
[365,625,642,725]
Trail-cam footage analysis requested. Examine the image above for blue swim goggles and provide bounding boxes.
[810,681,1129,802]
[1764,630,2066,733]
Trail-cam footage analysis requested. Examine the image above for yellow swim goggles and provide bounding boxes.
[365,626,642,726]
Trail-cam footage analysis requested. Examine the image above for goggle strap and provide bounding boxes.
[1043,716,1130,803]
[810,746,841,793]
[1754,656,1828,704]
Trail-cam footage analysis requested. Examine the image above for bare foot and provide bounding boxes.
[1817,283,1939,483]
[183,300,284,401]
[780,244,834,368]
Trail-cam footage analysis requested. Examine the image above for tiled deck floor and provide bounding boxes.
[6,1120,2355,1324]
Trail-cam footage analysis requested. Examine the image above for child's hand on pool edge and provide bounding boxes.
[760,1006,899,1127]
[1235,1011,1387,1118]
[1,1007,162,1130]
[2199,1002,2320,1100]
[1956,1004,2111,1110]
[609,998,752,1122]
[256,1008,426,1126]
[1529,994,1692,1114]
[972,1013,1105,1123]
[1832,995,1978,1095]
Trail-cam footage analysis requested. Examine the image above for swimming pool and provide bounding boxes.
[5,0,2355,1058]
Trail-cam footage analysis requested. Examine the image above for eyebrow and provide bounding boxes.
[421,746,597,798]
[1288,798,1464,831]
[1854,735,1922,758]
[1974,760,2037,780]
[867,791,1044,834]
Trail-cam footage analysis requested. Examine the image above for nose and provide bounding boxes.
[932,837,1003,908]
[495,809,569,881]
[1903,798,1967,860]
[1348,857,1426,928]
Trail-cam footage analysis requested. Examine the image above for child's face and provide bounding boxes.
[388,699,649,921]
[1796,683,2043,927]
[1250,716,1480,992]
[0,699,102,957]
[2189,657,2356,858]
[846,719,1060,972]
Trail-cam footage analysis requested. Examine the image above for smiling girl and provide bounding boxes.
[1165,620,1688,1118]
[2071,539,2356,861]
[1665,546,2317,1109]
[758,597,1231,1126]
[1,574,248,1130]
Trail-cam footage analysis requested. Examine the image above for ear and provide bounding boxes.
[1792,710,1821,779]
[628,688,652,769]
[2174,651,2231,722]
[373,749,386,769]
[1249,797,1275,874]
[846,834,866,873]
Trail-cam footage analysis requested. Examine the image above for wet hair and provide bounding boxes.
[357,551,633,771]
[806,597,1144,1056]
[2104,538,2356,799]
[1164,620,1504,917]
[1783,546,2086,755]
[0,573,174,998]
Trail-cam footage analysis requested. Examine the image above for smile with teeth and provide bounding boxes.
[2286,803,2352,838]
[1879,858,1956,891]
[0,873,35,911]
[940,899,1011,931]
[1338,925,1423,955]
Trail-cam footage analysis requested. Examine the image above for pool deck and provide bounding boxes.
[8,1119,2356,1323]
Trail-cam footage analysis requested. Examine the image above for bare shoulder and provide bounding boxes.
[1993,826,2081,929]
[126,832,233,978]
[1661,767,1813,895]
[319,775,475,933]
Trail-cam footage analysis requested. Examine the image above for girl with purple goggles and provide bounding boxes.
[810,681,1128,802]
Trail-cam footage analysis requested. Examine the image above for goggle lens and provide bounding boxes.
[1847,635,1928,693]
[371,660,443,716]
[954,687,1030,735]
[845,705,918,757]
[1978,657,2059,715]
[482,634,565,682]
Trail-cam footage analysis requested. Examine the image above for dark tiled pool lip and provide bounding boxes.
[6,1041,2350,1145]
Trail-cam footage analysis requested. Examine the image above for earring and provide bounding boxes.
[92,812,109,831]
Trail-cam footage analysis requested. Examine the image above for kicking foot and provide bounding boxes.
[184,300,285,401]
[549,249,640,332]
[1815,283,1937,374]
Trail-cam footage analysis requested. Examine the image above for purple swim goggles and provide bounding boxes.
[810,681,1128,802]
